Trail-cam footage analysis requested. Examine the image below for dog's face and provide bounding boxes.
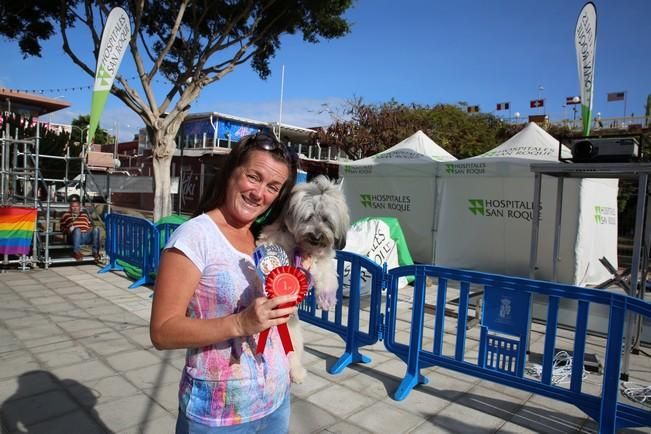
[283,175,349,255]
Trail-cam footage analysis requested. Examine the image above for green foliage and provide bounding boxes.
[316,99,508,159]
[0,1,74,57]
[71,115,112,145]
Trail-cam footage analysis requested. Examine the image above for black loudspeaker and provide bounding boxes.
[571,137,640,163]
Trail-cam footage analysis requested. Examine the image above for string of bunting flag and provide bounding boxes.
[0,75,173,95]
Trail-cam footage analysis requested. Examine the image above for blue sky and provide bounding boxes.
[0,0,649,141]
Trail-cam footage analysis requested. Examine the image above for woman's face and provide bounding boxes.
[222,150,289,226]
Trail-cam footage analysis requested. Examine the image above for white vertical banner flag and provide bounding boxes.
[88,7,131,144]
[575,2,597,137]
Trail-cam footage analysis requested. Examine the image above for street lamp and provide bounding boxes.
[514,112,521,124]
[69,125,89,147]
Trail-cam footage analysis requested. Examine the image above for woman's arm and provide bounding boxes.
[150,248,298,350]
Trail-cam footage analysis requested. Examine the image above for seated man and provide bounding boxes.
[60,194,101,262]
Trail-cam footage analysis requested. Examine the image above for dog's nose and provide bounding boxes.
[307,233,323,245]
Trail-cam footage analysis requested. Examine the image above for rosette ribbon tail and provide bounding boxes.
[256,324,294,355]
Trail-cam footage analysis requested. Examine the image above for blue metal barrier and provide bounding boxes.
[156,222,181,248]
[302,253,651,433]
[98,213,160,289]
[298,250,384,374]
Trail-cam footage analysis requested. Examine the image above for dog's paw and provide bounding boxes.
[316,291,337,311]
[290,365,308,384]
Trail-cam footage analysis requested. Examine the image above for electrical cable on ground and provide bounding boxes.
[525,351,588,385]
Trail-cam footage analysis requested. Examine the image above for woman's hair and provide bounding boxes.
[194,131,297,235]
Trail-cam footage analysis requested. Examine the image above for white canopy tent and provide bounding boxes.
[339,131,456,263]
[434,122,618,285]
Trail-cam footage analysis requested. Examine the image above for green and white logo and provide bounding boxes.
[467,198,539,221]
[594,206,616,225]
[359,193,411,212]
[446,162,486,175]
[468,199,485,215]
[343,165,371,175]
[360,194,373,208]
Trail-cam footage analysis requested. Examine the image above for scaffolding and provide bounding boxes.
[0,122,104,269]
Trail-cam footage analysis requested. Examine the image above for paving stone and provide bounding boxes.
[2,299,32,310]
[29,295,68,306]
[120,412,177,434]
[318,420,373,434]
[86,305,128,317]
[381,384,452,419]
[75,298,113,309]
[347,400,423,434]
[81,334,139,357]
[100,311,148,330]
[37,302,75,314]
[289,398,339,434]
[106,348,161,371]
[0,350,41,380]
[123,362,182,389]
[58,315,105,330]
[291,370,332,399]
[52,359,116,383]
[120,326,154,348]
[453,384,524,424]
[0,336,22,354]
[67,291,102,300]
[429,399,512,434]
[0,307,25,320]
[65,374,140,407]
[142,382,181,412]
[499,401,586,433]
[3,313,51,329]
[94,393,169,432]
[12,323,65,341]
[34,342,96,368]
[20,334,72,350]
[526,393,590,419]
[306,383,376,419]
[66,325,115,340]
[339,367,402,401]
[0,389,78,429]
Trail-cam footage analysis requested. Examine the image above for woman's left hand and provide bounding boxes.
[235,294,298,336]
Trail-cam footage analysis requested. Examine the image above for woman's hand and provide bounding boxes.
[235,294,298,336]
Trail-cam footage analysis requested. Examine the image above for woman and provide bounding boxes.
[150,132,298,433]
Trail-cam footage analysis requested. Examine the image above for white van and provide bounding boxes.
[56,172,131,202]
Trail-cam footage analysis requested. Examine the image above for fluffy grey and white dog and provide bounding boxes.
[258,175,350,383]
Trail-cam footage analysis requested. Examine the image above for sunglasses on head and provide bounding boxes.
[248,131,295,163]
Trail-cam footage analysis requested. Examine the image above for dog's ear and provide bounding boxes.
[334,234,347,250]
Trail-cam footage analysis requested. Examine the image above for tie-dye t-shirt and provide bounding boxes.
[165,214,290,427]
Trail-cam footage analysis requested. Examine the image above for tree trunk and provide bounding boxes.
[152,153,172,221]
[150,115,184,221]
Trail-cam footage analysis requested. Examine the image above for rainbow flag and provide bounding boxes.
[0,207,37,255]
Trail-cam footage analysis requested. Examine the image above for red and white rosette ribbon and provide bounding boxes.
[256,266,308,355]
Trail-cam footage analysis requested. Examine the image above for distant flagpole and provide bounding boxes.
[575,2,597,137]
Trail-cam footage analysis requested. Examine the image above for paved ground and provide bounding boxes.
[0,264,649,434]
